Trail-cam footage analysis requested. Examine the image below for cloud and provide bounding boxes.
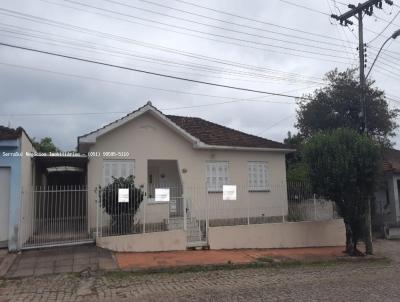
[0,0,399,150]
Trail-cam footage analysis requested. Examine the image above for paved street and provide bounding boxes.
[0,240,399,302]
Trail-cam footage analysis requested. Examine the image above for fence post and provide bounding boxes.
[313,193,317,221]
[183,190,187,231]
[247,185,250,225]
[143,194,146,234]
[206,185,209,239]
[18,189,24,250]
[282,183,286,223]
[96,188,99,238]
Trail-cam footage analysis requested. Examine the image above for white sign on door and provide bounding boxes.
[223,185,237,201]
[155,188,170,202]
[118,188,129,203]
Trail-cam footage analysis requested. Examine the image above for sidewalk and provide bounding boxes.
[4,245,117,278]
[115,246,345,271]
[0,249,16,278]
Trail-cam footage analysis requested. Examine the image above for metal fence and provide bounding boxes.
[96,182,339,247]
[96,183,185,237]
[18,182,338,249]
[19,185,93,249]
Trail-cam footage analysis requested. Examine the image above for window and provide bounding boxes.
[206,161,229,192]
[248,161,268,191]
[103,160,135,185]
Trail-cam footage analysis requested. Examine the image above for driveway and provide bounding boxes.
[5,245,117,278]
[0,240,399,302]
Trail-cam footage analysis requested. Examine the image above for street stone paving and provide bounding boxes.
[0,239,399,302]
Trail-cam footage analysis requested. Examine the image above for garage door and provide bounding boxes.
[0,167,10,246]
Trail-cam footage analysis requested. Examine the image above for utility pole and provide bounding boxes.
[332,0,393,133]
[331,0,393,256]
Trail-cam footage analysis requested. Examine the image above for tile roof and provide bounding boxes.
[0,126,23,140]
[383,148,400,173]
[166,115,289,149]
[78,103,292,151]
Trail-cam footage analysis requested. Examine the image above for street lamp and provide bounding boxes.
[366,29,400,79]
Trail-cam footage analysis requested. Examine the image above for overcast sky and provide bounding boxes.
[0,0,399,151]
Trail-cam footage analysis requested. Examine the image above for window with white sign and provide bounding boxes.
[103,160,135,185]
[206,161,229,192]
[248,161,268,191]
[223,185,237,201]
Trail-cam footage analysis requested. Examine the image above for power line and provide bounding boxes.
[0,8,335,80]
[0,41,318,101]
[280,0,399,42]
[257,114,295,135]
[0,60,318,105]
[334,0,400,28]
[279,0,331,16]
[172,0,352,43]
[102,0,348,49]
[367,8,400,43]
[0,25,321,85]
[326,0,359,65]
[43,0,352,62]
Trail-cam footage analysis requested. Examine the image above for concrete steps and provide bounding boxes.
[168,216,207,248]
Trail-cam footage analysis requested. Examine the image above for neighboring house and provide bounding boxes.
[78,102,294,244]
[374,148,400,238]
[0,126,35,251]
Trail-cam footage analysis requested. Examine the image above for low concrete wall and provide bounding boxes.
[97,230,187,252]
[209,219,345,250]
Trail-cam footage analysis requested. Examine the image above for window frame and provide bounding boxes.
[103,159,135,186]
[206,161,230,193]
[248,161,269,192]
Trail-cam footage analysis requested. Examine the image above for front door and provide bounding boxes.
[0,167,11,246]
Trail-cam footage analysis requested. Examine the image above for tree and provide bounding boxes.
[99,176,144,234]
[32,137,60,153]
[296,69,399,146]
[303,128,381,256]
[284,131,309,182]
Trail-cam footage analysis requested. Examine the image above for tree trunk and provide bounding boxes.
[344,221,355,256]
[365,198,374,255]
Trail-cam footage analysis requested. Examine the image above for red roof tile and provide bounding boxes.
[166,115,289,149]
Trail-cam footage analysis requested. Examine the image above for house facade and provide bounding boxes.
[12,102,344,251]
[78,102,293,245]
[0,126,34,251]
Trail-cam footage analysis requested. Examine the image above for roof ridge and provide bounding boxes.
[166,114,283,145]
[78,103,291,151]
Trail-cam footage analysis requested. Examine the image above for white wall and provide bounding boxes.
[97,230,187,252]
[209,219,346,249]
[18,132,35,248]
[87,112,288,228]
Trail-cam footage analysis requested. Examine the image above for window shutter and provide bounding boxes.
[248,162,268,191]
[103,160,135,185]
[206,161,229,192]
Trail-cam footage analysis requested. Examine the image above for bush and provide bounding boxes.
[99,176,144,234]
